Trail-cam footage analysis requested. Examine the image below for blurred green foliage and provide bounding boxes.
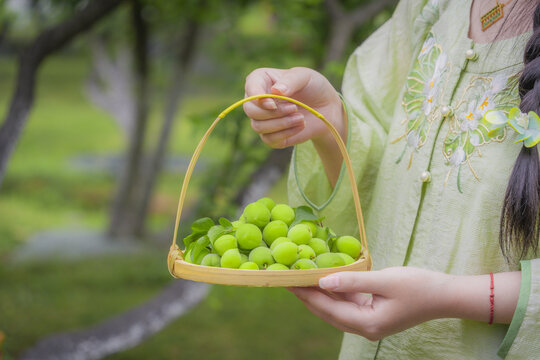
[0,0,393,358]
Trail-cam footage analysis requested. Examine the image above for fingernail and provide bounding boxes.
[290,112,304,124]
[319,275,339,289]
[263,99,277,110]
[272,83,288,94]
[281,104,297,113]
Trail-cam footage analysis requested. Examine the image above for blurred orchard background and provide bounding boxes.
[0,0,395,359]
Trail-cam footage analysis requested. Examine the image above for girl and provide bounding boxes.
[244,0,540,358]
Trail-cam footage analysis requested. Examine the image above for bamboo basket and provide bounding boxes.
[167,94,372,287]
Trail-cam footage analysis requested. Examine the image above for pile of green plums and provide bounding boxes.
[182,197,363,270]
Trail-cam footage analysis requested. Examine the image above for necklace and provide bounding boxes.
[480,0,514,31]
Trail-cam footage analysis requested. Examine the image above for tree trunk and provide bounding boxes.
[0,0,124,188]
[322,0,397,66]
[107,0,150,238]
[132,20,200,237]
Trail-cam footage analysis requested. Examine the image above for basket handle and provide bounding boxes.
[168,94,369,276]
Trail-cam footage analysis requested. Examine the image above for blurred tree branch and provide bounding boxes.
[0,0,124,188]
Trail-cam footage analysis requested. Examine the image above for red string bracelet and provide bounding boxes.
[489,272,494,325]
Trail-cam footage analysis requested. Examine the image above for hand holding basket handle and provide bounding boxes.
[244,67,346,186]
[167,68,371,287]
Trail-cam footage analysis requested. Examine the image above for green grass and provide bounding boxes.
[109,285,341,360]
[0,51,340,359]
[0,253,341,359]
[0,54,252,255]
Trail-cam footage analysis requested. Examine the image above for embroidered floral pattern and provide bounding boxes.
[442,74,519,189]
[393,33,450,167]
[392,32,521,192]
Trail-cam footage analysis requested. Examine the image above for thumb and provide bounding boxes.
[271,67,312,97]
[319,270,388,294]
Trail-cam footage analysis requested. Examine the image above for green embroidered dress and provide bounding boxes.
[287,0,539,358]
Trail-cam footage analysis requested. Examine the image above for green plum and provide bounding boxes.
[220,248,242,268]
[214,234,237,256]
[236,223,262,250]
[336,235,362,259]
[315,253,346,268]
[315,226,329,240]
[231,220,242,229]
[308,238,330,255]
[262,220,288,246]
[297,244,316,260]
[267,263,289,270]
[200,253,220,267]
[256,197,276,211]
[242,202,271,228]
[239,261,259,270]
[272,242,299,266]
[299,220,318,236]
[270,237,292,250]
[240,253,249,264]
[270,204,295,226]
[291,258,318,270]
[337,252,356,265]
[288,224,312,245]
[249,246,275,269]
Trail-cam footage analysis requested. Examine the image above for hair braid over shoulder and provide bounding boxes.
[500,2,540,260]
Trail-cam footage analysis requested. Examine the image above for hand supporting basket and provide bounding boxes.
[167,94,371,286]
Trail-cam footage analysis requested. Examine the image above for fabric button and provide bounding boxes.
[420,171,431,183]
[465,49,478,61]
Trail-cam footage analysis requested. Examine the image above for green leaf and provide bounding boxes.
[514,131,532,144]
[484,109,507,126]
[508,107,521,120]
[484,110,507,136]
[191,217,215,233]
[208,225,228,244]
[507,117,524,134]
[291,206,325,227]
[191,235,210,263]
[184,242,196,263]
[524,129,540,148]
[528,111,540,130]
[182,232,200,248]
[218,217,233,229]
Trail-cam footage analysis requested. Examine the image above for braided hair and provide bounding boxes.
[500,2,540,260]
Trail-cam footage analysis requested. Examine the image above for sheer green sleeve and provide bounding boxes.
[288,0,432,236]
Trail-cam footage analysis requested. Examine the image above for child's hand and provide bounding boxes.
[288,267,451,341]
[243,67,345,149]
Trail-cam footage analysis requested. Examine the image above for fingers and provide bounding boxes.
[250,113,305,134]
[318,271,389,294]
[291,287,373,335]
[270,67,312,97]
[244,67,314,110]
[259,124,305,148]
[245,68,280,110]
[243,100,298,121]
[303,302,360,334]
